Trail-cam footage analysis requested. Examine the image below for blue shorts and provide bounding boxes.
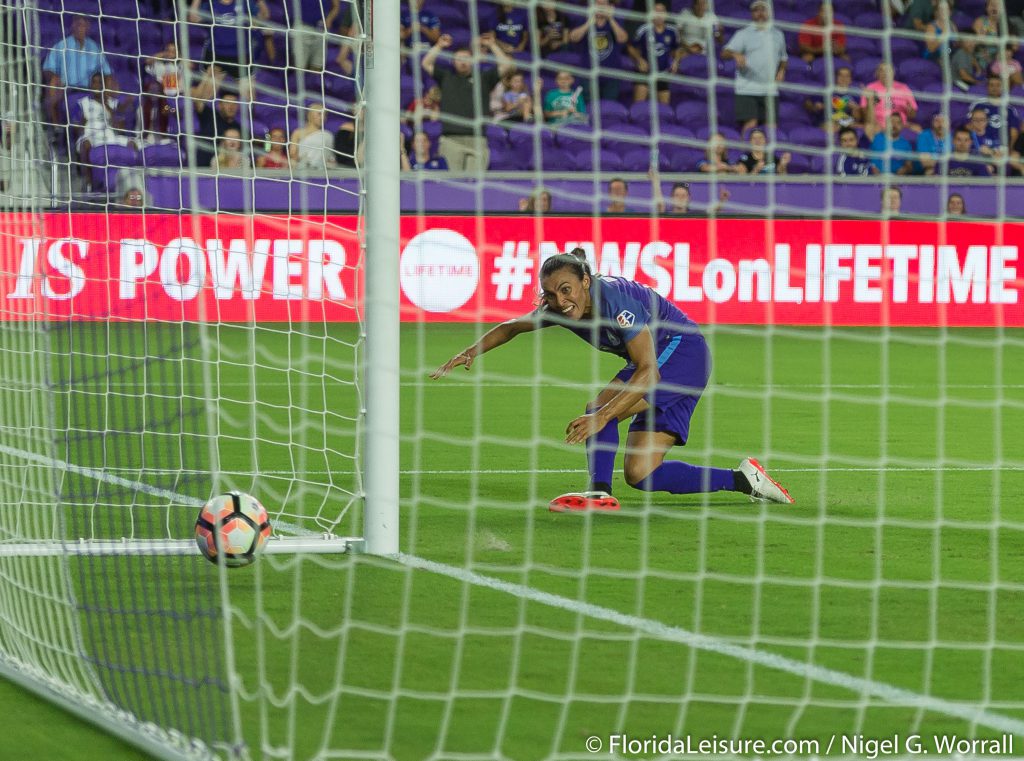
[613,335,711,445]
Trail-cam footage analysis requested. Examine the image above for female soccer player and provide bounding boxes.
[431,249,794,511]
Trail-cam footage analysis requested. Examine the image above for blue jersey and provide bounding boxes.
[633,24,678,72]
[536,276,700,361]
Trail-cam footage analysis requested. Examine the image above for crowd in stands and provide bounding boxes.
[31,0,1024,208]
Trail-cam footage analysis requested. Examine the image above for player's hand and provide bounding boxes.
[430,351,474,379]
[565,413,603,444]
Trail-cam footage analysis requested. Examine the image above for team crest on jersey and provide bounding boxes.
[616,310,635,328]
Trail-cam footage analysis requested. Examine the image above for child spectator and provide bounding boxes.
[256,127,289,169]
[290,103,336,170]
[542,71,587,125]
[491,71,533,122]
[806,65,861,129]
[626,2,682,104]
[142,41,184,140]
[77,73,137,166]
[213,127,249,170]
[405,86,442,124]
[834,126,877,175]
[917,114,951,175]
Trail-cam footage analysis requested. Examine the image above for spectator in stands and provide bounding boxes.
[797,3,847,64]
[401,0,441,50]
[861,63,918,137]
[806,65,861,129]
[605,177,630,214]
[405,86,442,124]
[721,0,787,133]
[923,1,957,60]
[334,118,359,168]
[194,92,245,168]
[946,193,966,215]
[835,126,878,175]
[1009,0,1024,35]
[881,186,902,217]
[290,0,341,72]
[256,127,290,169]
[626,2,683,104]
[332,1,361,75]
[290,103,337,170]
[678,0,721,55]
[1008,128,1024,174]
[734,128,790,174]
[491,71,534,122]
[142,41,184,141]
[972,0,1004,69]
[946,126,995,175]
[519,188,552,213]
[968,75,1021,146]
[652,177,692,216]
[402,131,449,170]
[966,107,1005,158]
[870,113,916,174]
[493,2,530,55]
[951,35,986,90]
[989,43,1024,88]
[568,0,630,100]
[42,15,112,124]
[698,132,734,173]
[899,0,934,32]
[76,73,137,170]
[422,32,515,172]
[189,0,273,100]
[213,127,250,170]
[119,186,146,208]
[537,2,570,57]
[542,70,587,125]
[917,114,951,174]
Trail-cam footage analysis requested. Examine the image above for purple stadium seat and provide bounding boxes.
[485,123,509,149]
[788,126,827,148]
[889,37,922,63]
[675,100,709,128]
[598,100,630,126]
[141,142,183,168]
[541,147,573,171]
[778,100,812,126]
[619,149,649,171]
[89,143,139,191]
[854,58,883,83]
[898,58,941,82]
[545,49,584,69]
[853,11,884,29]
[556,124,595,154]
[600,124,647,154]
[845,35,881,59]
[629,100,673,128]
[677,54,711,78]
[669,147,706,172]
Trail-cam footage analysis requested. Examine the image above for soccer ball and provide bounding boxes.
[194,491,272,567]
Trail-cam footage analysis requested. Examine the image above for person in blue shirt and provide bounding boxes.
[493,2,530,54]
[42,15,112,124]
[917,113,951,175]
[189,0,273,99]
[400,0,441,49]
[568,0,629,100]
[626,2,683,105]
[431,249,795,512]
[869,114,915,175]
[835,127,877,176]
[402,131,449,171]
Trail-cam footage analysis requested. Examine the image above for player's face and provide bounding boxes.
[540,268,591,320]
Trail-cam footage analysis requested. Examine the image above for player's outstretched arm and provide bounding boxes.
[430,315,538,379]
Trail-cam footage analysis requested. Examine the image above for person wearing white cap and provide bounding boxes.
[721,0,787,133]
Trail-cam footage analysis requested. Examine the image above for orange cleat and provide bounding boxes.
[548,491,621,513]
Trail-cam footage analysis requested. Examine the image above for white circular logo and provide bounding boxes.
[399,228,480,313]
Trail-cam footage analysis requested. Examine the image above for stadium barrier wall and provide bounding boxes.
[1,213,1020,326]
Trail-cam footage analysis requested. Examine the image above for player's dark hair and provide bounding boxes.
[539,247,592,282]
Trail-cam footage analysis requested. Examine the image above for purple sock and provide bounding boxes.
[586,416,619,493]
[633,460,736,494]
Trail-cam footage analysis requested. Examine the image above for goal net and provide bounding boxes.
[1,0,1024,758]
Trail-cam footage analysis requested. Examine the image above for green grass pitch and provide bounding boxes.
[2,323,1023,760]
